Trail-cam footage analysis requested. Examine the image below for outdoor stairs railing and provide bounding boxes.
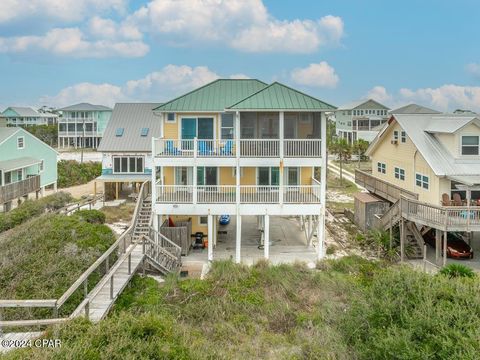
[379,199,401,230]
[142,228,182,275]
[0,180,180,337]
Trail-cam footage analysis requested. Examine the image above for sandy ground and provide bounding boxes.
[45,179,100,199]
[58,151,102,162]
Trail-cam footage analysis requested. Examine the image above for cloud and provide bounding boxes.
[88,16,142,41]
[466,63,480,80]
[40,64,224,107]
[365,86,392,103]
[290,62,339,88]
[0,0,127,23]
[399,85,480,112]
[129,0,344,53]
[0,27,149,58]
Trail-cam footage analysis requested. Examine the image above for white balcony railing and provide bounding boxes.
[155,184,321,204]
[153,138,321,158]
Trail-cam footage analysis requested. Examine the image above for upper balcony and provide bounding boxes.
[153,138,321,167]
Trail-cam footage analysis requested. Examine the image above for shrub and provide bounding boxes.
[0,192,73,233]
[439,263,476,278]
[57,160,101,188]
[0,213,116,321]
[74,209,106,224]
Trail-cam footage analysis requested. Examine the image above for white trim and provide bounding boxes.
[394,166,405,181]
[165,113,176,123]
[460,134,480,156]
[415,172,429,190]
[198,215,208,226]
[112,155,145,174]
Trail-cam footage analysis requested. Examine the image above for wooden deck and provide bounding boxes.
[355,169,418,203]
[0,175,40,204]
[74,243,145,322]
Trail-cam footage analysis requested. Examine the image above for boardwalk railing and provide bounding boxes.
[155,184,322,204]
[153,137,321,158]
[355,169,418,203]
[0,181,150,329]
[400,196,480,232]
[0,175,40,204]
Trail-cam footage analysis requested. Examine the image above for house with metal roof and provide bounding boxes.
[1,106,58,127]
[95,103,161,200]
[0,127,58,211]
[355,112,480,265]
[390,103,441,115]
[335,99,390,143]
[57,103,112,149]
[148,78,335,264]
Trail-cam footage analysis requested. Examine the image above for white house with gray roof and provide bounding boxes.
[1,107,58,127]
[57,103,112,149]
[96,103,161,200]
[335,99,390,143]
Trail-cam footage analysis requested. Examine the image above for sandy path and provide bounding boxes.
[45,180,101,199]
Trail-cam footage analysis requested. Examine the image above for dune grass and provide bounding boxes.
[6,256,480,359]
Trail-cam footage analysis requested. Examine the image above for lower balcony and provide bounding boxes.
[155,184,321,205]
[0,175,41,204]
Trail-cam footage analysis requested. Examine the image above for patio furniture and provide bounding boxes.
[441,193,452,206]
[198,140,213,155]
[453,193,464,206]
[221,140,233,155]
[165,140,180,155]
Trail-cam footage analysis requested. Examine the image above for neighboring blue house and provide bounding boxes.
[2,106,58,127]
[96,103,161,199]
[0,127,58,211]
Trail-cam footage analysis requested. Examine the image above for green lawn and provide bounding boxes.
[7,257,480,359]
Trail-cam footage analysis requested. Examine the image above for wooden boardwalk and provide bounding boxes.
[75,243,145,323]
[0,332,43,353]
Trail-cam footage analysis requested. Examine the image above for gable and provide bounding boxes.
[2,108,20,117]
[227,82,336,110]
[352,99,389,110]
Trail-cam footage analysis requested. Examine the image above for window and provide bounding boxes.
[416,173,429,190]
[166,113,175,122]
[461,136,479,155]
[115,128,124,137]
[394,167,405,181]
[17,136,24,149]
[393,130,399,141]
[199,216,208,226]
[113,156,144,173]
[377,162,386,174]
[140,128,149,137]
[39,160,44,172]
[401,131,407,143]
[221,113,234,139]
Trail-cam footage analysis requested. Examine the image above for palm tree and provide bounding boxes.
[329,138,351,184]
[352,139,369,168]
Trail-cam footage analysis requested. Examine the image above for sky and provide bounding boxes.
[0,0,479,112]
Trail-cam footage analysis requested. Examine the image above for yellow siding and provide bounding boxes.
[301,167,313,185]
[163,167,175,185]
[414,152,441,205]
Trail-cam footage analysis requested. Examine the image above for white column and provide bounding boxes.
[53,182,57,192]
[153,214,159,231]
[235,112,241,205]
[443,231,447,267]
[208,213,213,261]
[41,186,45,197]
[193,137,198,204]
[236,212,241,263]
[264,214,270,259]
[317,112,327,259]
[279,111,284,158]
[317,215,324,260]
[435,229,441,264]
[213,216,217,247]
[151,137,157,204]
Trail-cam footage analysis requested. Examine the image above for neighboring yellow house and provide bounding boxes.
[356,111,480,265]
[150,79,335,263]
[365,113,480,206]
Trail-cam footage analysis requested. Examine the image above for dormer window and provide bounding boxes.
[461,136,479,155]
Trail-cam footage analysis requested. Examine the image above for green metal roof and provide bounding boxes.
[154,79,268,112]
[227,82,336,111]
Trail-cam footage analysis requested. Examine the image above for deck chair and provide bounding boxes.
[221,140,233,155]
[452,193,463,206]
[198,141,212,155]
[165,140,179,155]
[441,193,452,206]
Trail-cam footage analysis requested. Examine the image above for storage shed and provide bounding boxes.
[353,192,390,231]
[160,218,193,256]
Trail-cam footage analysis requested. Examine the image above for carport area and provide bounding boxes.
[409,232,480,273]
[183,215,318,267]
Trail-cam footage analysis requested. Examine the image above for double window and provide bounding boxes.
[17,136,24,149]
[377,162,386,174]
[461,136,479,155]
[416,173,429,190]
[393,131,399,141]
[394,167,405,181]
[401,131,407,143]
[113,156,144,174]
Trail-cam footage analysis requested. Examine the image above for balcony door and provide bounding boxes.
[181,117,214,151]
[285,167,299,186]
[197,167,217,186]
[257,167,279,186]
